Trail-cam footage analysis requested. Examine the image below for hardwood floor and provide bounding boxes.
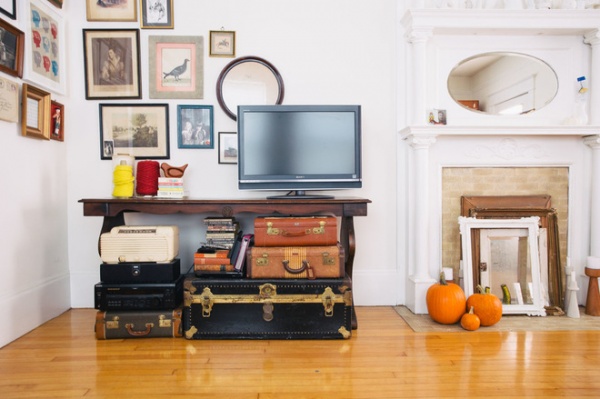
[0,306,599,398]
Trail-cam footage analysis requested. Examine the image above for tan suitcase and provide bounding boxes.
[253,216,338,247]
[246,244,344,279]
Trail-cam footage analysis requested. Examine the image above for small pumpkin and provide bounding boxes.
[466,285,503,327]
[426,272,466,324]
[460,306,481,331]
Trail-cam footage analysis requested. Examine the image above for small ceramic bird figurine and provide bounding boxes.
[161,162,188,178]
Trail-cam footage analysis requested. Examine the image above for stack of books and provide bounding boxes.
[204,217,240,249]
[194,233,253,276]
[157,178,184,198]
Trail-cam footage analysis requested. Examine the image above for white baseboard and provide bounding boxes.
[0,274,71,348]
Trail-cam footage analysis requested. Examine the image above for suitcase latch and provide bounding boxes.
[257,253,269,266]
[322,252,336,265]
[106,316,119,329]
[262,301,274,322]
[259,283,277,299]
[321,287,335,317]
[312,221,326,235]
[266,222,280,236]
[200,287,215,317]
[158,314,172,328]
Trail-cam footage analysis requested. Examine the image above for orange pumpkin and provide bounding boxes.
[426,272,466,324]
[466,285,503,327]
[460,306,481,331]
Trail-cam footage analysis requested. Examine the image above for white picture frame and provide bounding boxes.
[23,0,67,95]
[458,216,546,316]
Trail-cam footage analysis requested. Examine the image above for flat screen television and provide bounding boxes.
[237,104,362,199]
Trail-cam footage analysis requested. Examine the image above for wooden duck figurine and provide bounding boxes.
[161,162,188,178]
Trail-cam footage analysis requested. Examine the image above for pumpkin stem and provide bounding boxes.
[439,271,448,285]
[468,306,475,315]
[476,284,485,294]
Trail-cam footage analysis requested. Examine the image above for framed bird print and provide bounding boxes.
[148,35,203,99]
[83,29,142,100]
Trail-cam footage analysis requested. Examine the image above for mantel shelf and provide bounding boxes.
[399,125,600,139]
[402,9,600,36]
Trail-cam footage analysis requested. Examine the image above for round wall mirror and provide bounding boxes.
[447,52,558,115]
[216,56,285,120]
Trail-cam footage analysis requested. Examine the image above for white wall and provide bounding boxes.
[67,1,400,308]
[0,2,71,348]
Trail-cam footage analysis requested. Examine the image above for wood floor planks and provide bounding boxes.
[0,306,599,398]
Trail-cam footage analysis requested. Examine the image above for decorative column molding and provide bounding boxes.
[584,29,600,126]
[404,27,433,126]
[584,134,600,256]
[405,133,437,314]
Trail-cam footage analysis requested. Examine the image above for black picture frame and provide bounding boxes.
[141,0,174,29]
[83,29,142,100]
[0,0,16,20]
[99,103,170,160]
[0,18,24,78]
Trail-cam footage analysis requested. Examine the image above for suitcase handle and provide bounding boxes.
[125,323,153,337]
[282,260,315,279]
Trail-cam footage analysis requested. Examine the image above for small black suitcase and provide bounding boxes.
[100,258,181,283]
[182,275,353,340]
[95,308,183,339]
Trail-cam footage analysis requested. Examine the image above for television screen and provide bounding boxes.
[237,105,362,198]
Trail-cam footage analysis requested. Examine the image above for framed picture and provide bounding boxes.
[99,103,169,160]
[209,30,235,57]
[141,0,173,29]
[50,100,64,141]
[83,29,142,100]
[177,105,213,149]
[86,0,137,22]
[0,18,24,78]
[0,76,18,122]
[24,0,66,95]
[148,35,203,99]
[0,0,15,20]
[48,0,63,8]
[21,83,51,140]
[218,132,238,164]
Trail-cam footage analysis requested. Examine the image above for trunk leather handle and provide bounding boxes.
[282,260,315,279]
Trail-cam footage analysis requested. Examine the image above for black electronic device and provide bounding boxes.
[94,274,184,311]
[100,258,181,284]
[237,104,362,198]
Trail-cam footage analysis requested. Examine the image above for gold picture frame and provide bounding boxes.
[141,0,174,29]
[21,83,51,140]
[209,30,235,57]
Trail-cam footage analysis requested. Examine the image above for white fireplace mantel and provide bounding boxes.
[398,6,600,314]
[400,125,600,139]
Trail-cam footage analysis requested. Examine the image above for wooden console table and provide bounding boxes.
[79,197,370,284]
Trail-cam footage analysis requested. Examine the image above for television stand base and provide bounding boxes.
[266,190,334,200]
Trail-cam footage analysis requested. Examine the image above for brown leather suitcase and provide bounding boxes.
[95,308,183,339]
[246,244,344,279]
[253,216,338,247]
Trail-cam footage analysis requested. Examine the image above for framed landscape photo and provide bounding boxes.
[148,35,203,99]
[86,0,137,22]
[177,105,213,149]
[209,30,235,57]
[83,29,141,100]
[99,103,170,160]
[141,0,173,29]
[21,83,51,140]
[0,18,24,78]
[0,0,16,20]
[218,132,238,164]
[50,100,64,141]
[24,0,66,95]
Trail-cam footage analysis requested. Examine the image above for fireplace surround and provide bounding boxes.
[398,6,600,314]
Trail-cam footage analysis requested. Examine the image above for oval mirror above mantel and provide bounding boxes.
[216,56,285,121]
[447,52,558,116]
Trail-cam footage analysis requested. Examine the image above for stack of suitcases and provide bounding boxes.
[183,215,354,340]
[94,225,184,339]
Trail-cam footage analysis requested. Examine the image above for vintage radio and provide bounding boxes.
[100,225,179,264]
